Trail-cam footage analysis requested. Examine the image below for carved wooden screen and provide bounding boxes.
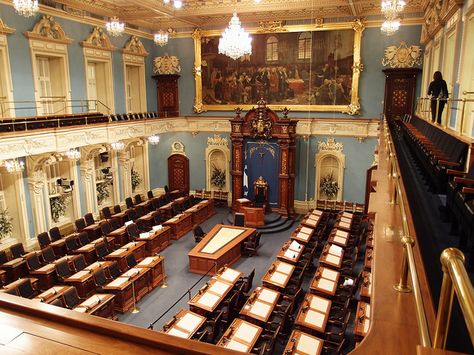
[382,68,421,120]
[167,154,189,193]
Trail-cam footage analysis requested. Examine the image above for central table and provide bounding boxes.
[188,224,256,275]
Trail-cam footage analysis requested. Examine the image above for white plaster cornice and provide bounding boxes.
[0,117,378,160]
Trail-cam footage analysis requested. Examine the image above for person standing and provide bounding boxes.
[428,71,449,124]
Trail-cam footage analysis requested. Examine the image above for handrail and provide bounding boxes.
[385,119,432,347]
[433,248,474,348]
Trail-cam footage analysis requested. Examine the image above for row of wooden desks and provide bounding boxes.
[239,286,280,324]
[295,293,332,335]
[291,226,314,244]
[136,226,172,255]
[161,309,206,339]
[164,213,193,240]
[319,244,344,270]
[188,267,242,315]
[277,240,304,264]
[328,229,350,248]
[105,241,146,272]
[284,329,324,355]
[354,301,371,341]
[216,318,262,352]
[310,266,341,297]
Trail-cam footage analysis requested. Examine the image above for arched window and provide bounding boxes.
[298,32,312,60]
[266,36,278,62]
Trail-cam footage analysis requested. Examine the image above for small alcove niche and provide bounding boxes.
[205,134,230,191]
[315,138,345,201]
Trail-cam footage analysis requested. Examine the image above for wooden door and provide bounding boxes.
[168,154,189,193]
[382,68,421,120]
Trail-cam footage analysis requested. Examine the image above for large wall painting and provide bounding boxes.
[192,20,364,115]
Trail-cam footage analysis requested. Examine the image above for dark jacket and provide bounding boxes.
[428,79,448,99]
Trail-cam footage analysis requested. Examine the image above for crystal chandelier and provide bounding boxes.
[381,19,401,36]
[2,159,25,173]
[218,13,252,60]
[12,0,39,18]
[381,0,406,19]
[111,141,125,151]
[163,0,183,9]
[154,31,169,47]
[106,17,125,37]
[148,135,160,145]
[63,148,81,160]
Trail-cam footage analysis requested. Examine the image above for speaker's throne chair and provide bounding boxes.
[253,176,268,211]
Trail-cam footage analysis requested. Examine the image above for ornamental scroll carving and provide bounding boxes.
[81,27,114,51]
[382,41,422,68]
[207,134,228,148]
[122,36,149,57]
[24,15,72,44]
[250,99,272,140]
[318,138,344,153]
[153,54,181,75]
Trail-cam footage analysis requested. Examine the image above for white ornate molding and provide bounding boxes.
[318,138,344,153]
[153,54,181,75]
[122,35,149,57]
[382,41,423,68]
[0,118,378,161]
[207,134,228,148]
[24,15,73,44]
[171,141,186,156]
[81,27,114,51]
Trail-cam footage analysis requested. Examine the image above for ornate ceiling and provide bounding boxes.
[46,0,424,32]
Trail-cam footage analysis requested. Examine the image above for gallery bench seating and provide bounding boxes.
[399,115,469,192]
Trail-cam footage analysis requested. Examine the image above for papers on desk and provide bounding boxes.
[259,288,278,304]
[289,240,302,251]
[310,296,330,313]
[219,268,240,283]
[276,261,293,274]
[196,292,220,309]
[300,227,313,235]
[73,307,88,313]
[167,327,189,338]
[139,232,150,239]
[234,321,258,341]
[137,257,157,267]
[80,295,102,308]
[225,339,248,352]
[305,309,324,328]
[329,244,342,256]
[325,254,340,265]
[317,278,334,292]
[122,268,140,278]
[176,312,203,333]
[250,300,271,318]
[152,225,163,231]
[297,333,320,355]
[321,268,339,281]
[209,281,230,296]
[70,270,92,279]
[284,249,297,260]
[270,271,287,285]
[107,277,128,288]
[124,220,133,226]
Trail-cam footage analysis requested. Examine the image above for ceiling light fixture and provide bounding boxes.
[63,148,81,160]
[154,30,169,47]
[381,19,401,36]
[173,0,182,9]
[380,0,405,35]
[12,0,39,18]
[219,12,252,60]
[2,159,25,173]
[111,141,125,151]
[105,17,125,37]
[148,135,161,145]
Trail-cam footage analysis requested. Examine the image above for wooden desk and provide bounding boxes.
[241,206,265,227]
[216,318,262,353]
[284,329,324,355]
[359,271,372,301]
[364,248,373,271]
[137,211,155,230]
[295,293,332,334]
[235,198,251,213]
[354,301,371,341]
[71,243,97,264]
[136,226,172,255]
[164,213,193,240]
[121,241,146,262]
[197,199,214,219]
[184,202,208,226]
[29,263,57,290]
[161,309,206,339]
[121,267,151,301]
[50,238,67,257]
[0,257,28,282]
[72,293,116,320]
[188,277,234,315]
[291,227,314,244]
[328,229,350,248]
[102,276,133,313]
[262,260,295,291]
[301,215,321,229]
[159,202,174,219]
[309,266,340,297]
[335,215,352,231]
[107,225,128,247]
[104,242,146,273]
[277,240,304,264]
[110,210,129,226]
[319,244,344,270]
[64,270,96,298]
[239,286,280,324]
[135,256,165,289]
[83,222,103,240]
[188,224,256,275]
[32,285,72,304]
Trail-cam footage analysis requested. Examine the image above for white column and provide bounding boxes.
[80,159,97,214]
[119,151,132,199]
[28,170,47,235]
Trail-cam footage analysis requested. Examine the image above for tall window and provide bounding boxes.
[266,36,278,62]
[37,57,53,114]
[298,32,312,60]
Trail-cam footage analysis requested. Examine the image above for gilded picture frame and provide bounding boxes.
[193,20,365,115]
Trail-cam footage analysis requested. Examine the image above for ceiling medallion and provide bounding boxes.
[218,12,252,60]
